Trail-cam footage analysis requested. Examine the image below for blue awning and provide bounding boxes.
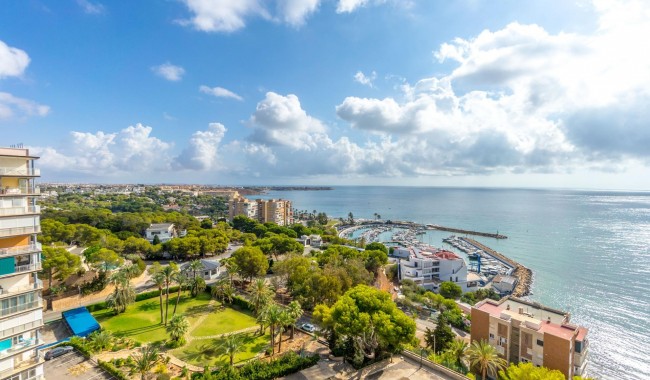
[62,307,100,337]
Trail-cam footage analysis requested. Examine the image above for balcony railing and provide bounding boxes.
[0,300,42,318]
[0,319,43,339]
[13,263,42,274]
[0,338,43,359]
[0,168,40,176]
[0,187,40,196]
[0,243,42,257]
[0,356,43,378]
[0,206,40,217]
[0,280,43,300]
[0,225,41,238]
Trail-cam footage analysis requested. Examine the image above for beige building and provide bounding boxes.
[0,147,44,380]
[229,197,293,226]
[471,297,588,378]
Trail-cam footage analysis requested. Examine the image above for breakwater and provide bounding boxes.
[429,224,507,239]
[462,237,532,297]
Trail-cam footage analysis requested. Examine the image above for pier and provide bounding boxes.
[428,225,507,239]
[461,238,532,297]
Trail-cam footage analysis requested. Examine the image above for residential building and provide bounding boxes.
[492,274,518,296]
[396,246,476,292]
[296,234,323,248]
[144,223,177,243]
[229,197,293,226]
[471,296,588,378]
[180,259,220,281]
[0,147,44,380]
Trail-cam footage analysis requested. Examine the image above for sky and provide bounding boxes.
[1,0,649,190]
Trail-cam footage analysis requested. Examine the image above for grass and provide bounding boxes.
[92,291,212,344]
[191,305,257,337]
[172,332,270,367]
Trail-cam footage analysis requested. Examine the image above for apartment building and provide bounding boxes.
[471,297,588,378]
[229,197,293,226]
[0,147,44,380]
[396,247,476,292]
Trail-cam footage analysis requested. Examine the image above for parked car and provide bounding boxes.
[301,323,316,333]
[44,346,74,360]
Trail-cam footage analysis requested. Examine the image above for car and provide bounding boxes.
[301,323,316,333]
[44,346,74,360]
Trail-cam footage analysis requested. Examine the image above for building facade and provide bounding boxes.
[396,246,476,292]
[471,297,588,378]
[144,223,177,243]
[0,147,44,380]
[229,197,293,226]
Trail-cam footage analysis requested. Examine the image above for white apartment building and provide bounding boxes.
[144,223,177,243]
[396,246,476,292]
[0,147,44,380]
[229,197,293,226]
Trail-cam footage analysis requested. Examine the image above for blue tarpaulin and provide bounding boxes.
[62,307,100,337]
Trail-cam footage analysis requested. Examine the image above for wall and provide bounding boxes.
[543,332,571,378]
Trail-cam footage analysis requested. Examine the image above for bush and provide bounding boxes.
[192,352,319,380]
[86,301,109,312]
[55,339,91,358]
[135,286,180,302]
[97,359,130,380]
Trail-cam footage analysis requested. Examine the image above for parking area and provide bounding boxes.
[43,350,115,380]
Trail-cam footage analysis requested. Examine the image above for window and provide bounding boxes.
[575,341,582,353]
[537,339,544,346]
[489,333,494,339]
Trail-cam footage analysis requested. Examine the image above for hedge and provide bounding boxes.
[97,359,130,380]
[85,286,182,312]
[191,352,319,380]
[54,339,91,358]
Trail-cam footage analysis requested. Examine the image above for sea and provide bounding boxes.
[256,186,650,380]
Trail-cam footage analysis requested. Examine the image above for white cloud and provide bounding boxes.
[199,85,243,101]
[177,0,267,33]
[77,0,105,15]
[276,0,320,26]
[354,70,376,87]
[336,0,387,13]
[151,63,185,81]
[174,123,227,170]
[0,92,50,119]
[0,40,30,79]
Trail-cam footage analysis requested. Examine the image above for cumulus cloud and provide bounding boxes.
[276,0,320,26]
[77,0,105,15]
[336,0,387,13]
[0,40,30,79]
[354,70,376,87]
[0,92,50,119]
[174,123,227,170]
[151,63,185,81]
[177,0,268,32]
[199,85,243,101]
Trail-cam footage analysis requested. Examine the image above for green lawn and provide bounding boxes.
[173,332,270,367]
[191,305,257,337]
[92,291,212,344]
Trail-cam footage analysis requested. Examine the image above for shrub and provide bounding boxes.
[192,351,319,380]
[97,359,130,380]
[55,339,91,358]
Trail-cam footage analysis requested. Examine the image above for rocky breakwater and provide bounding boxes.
[463,238,533,297]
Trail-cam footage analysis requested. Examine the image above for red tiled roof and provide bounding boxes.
[434,250,460,260]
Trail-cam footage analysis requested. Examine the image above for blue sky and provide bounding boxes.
[1,0,649,189]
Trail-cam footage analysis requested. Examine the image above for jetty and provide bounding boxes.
[428,224,507,239]
[461,237,532,297]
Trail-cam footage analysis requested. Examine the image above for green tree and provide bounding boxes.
[152,234,161,245]
[440,281,463,299]
[172,272,189,316]
[364,242,388,254]
[148,262,165,324]
[106,269,136,314]
[129,345,161,380]
[466,340,507,380]
[211,278,234,304]
[87,248,123,273]
[219,333,245,366]
[447,339,468,369]
[432,314,455,353]
[88,330,113,352]
[41,246,82,288]
[231,246,269,282]
[167,314,190,345]
[499,362,565,380]
[287,301,303,340]
[161,264,178,325]
[247,278,274,315]
[314,285,416,362]
[200,218,213,229]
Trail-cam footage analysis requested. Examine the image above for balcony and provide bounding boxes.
[0,243,42,258]
[0,225,41,238]
[0,338,43,359]
[0,356,44,379]
[0,320,43,340]
[0,206,40,217]
[0,280,43,300]
[0,187,40,197]
[0,168,40,177]
[0,300,42,318]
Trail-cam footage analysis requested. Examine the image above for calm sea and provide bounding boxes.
[257,186,650,379]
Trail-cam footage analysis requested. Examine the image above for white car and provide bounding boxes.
[301,323,316,333]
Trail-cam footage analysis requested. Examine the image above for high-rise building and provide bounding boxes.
[0,147,44,380]
[229,197,293,226]
[471,296,588,378]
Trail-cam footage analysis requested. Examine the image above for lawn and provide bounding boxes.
[92,291,212,344]
[173,332,270,367]
[191,305,257,337]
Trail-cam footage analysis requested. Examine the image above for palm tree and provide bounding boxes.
[89,330,112,352]
[448,339,469,369]
[264,304,282,355]
[106,270,136,314]
[130,345,161,380]
[161,264,177,325]
[465,340,507,380]
[151,271,165,324]
[223,258,239,287]
[218,333,245,366]
[277,310,293,353]
[248,278,273,315]
[172,272,188,316]
[211,278,234,304]
[166,314,190,344]
[190,276,206,297]
[286,301,303,340]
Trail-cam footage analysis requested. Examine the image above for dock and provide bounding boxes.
[428,225,507,239]
[461,238,532,297]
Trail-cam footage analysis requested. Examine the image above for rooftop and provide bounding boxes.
[148,223,174,230]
